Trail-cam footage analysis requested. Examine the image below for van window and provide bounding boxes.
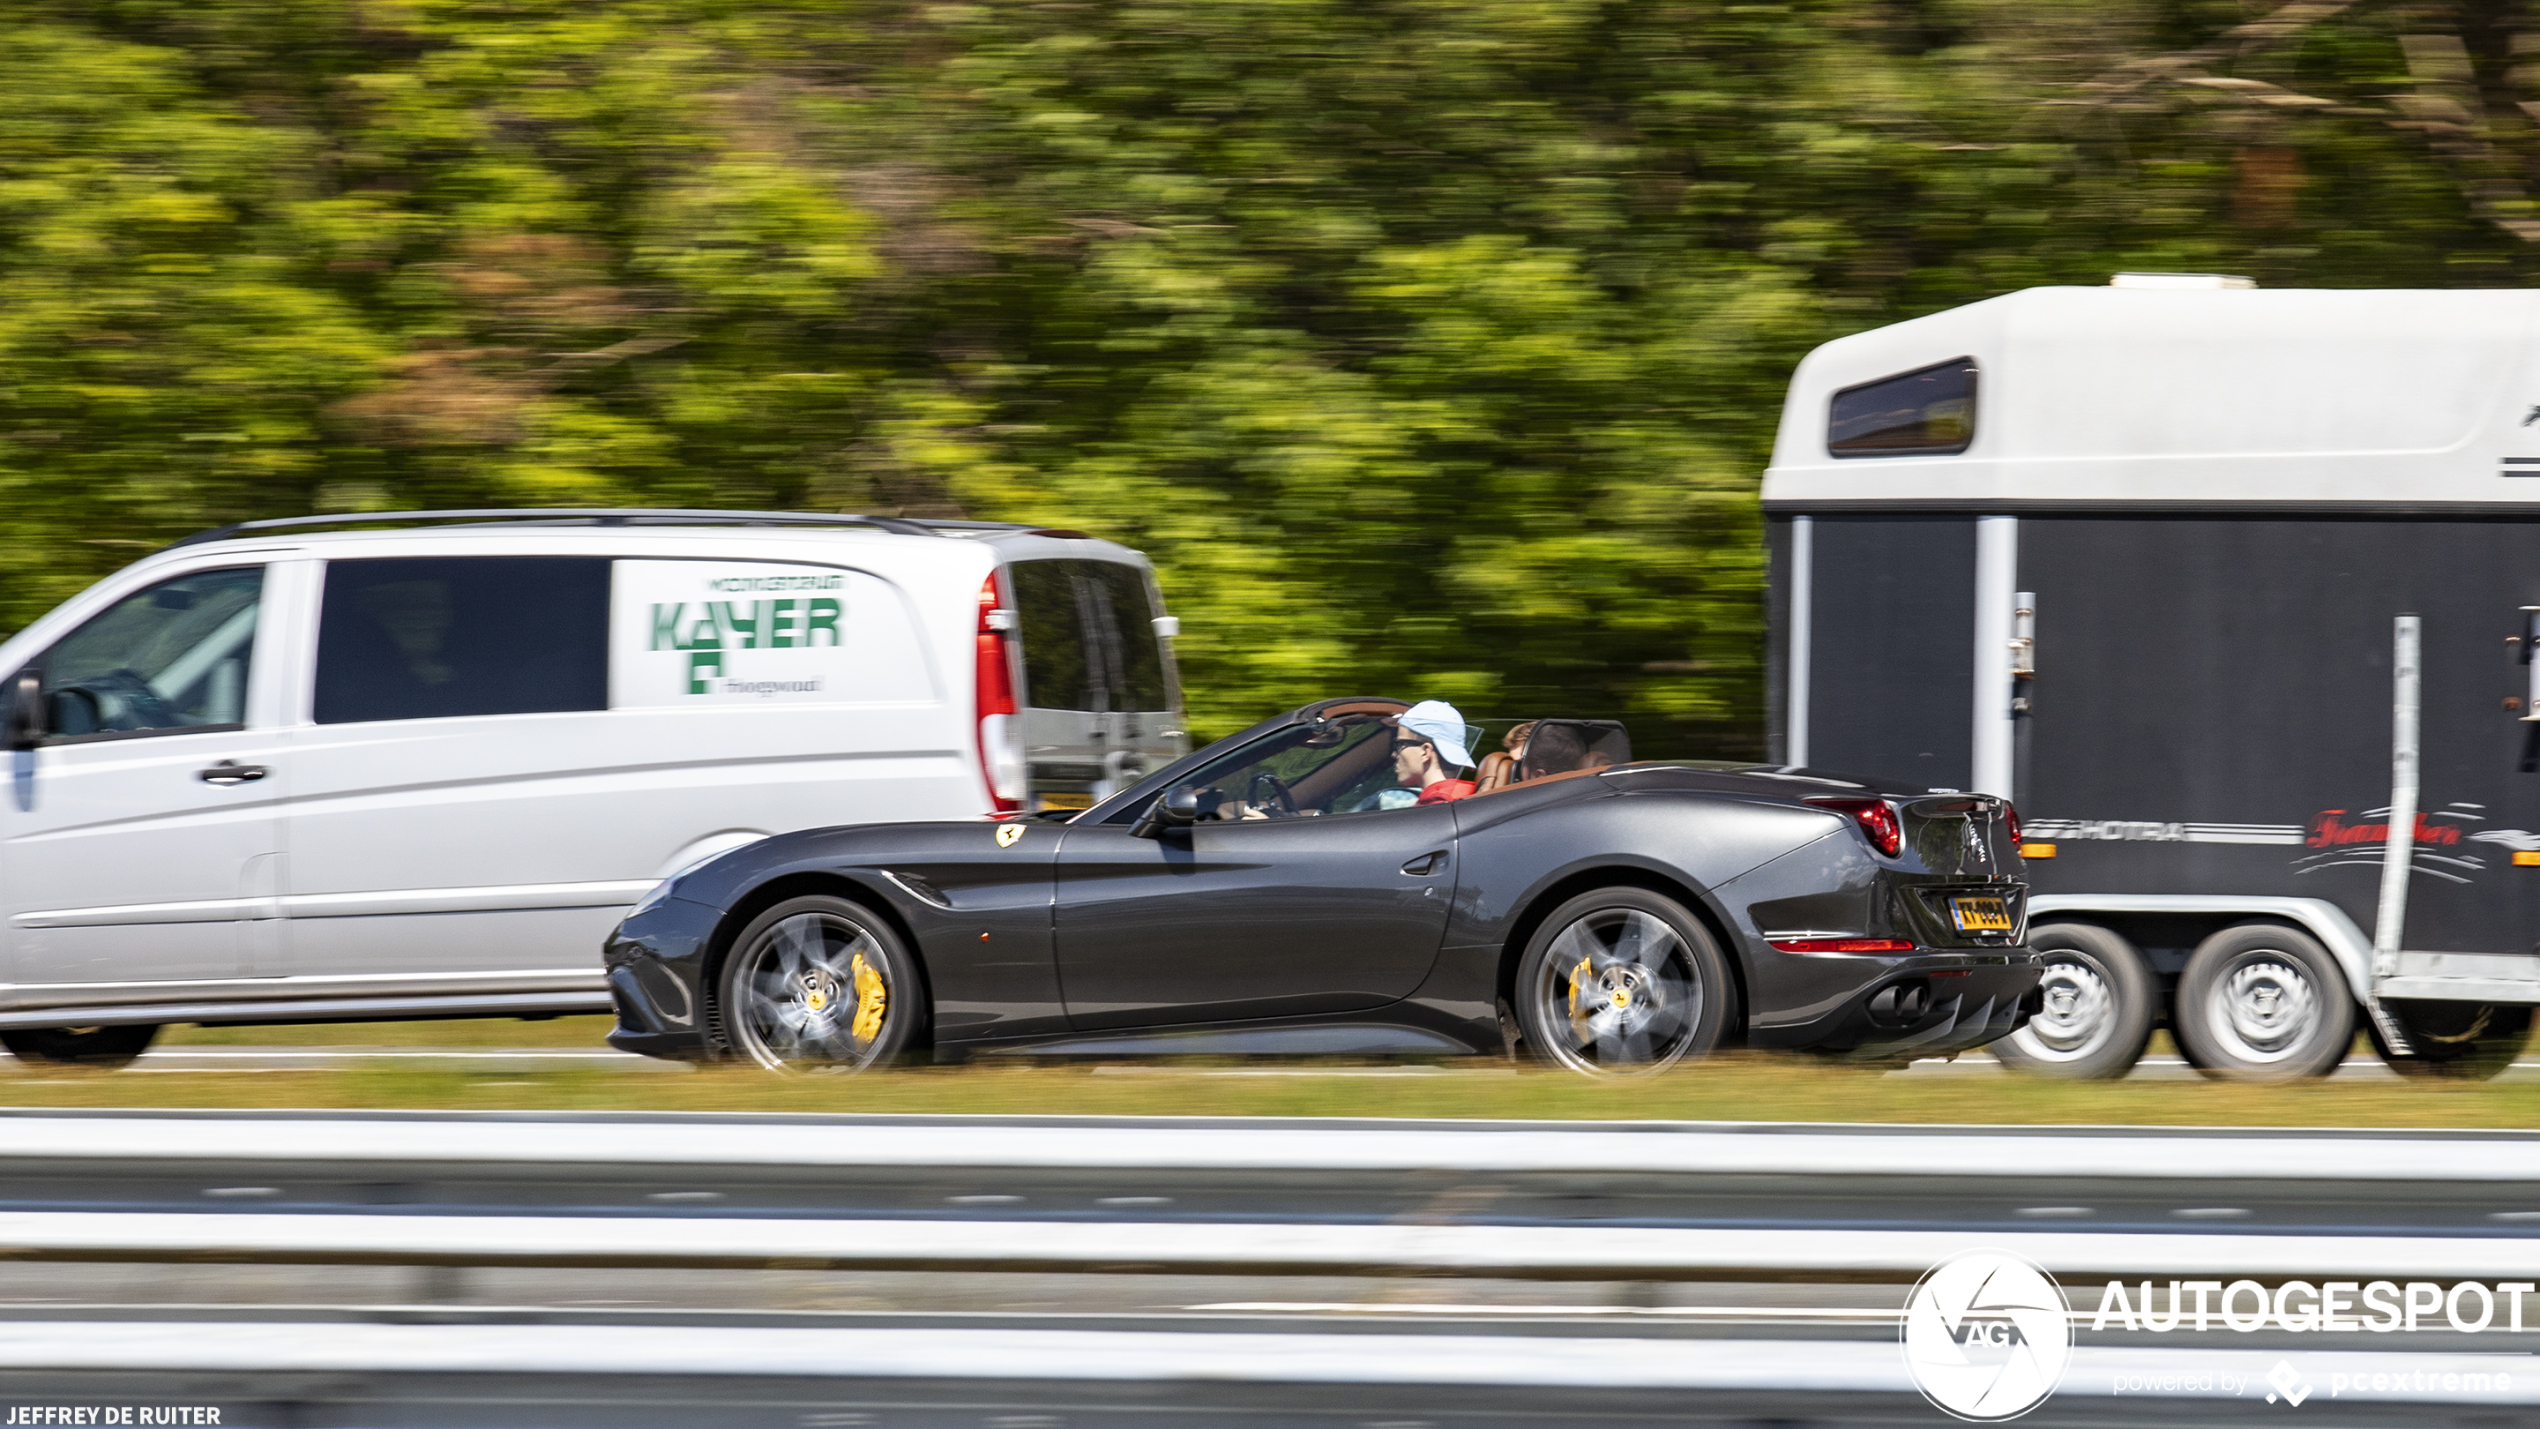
[37,567,263,739]
[1088,563,1169,712]
[1008,558,1172,714]
[314,557,609,724]
[1009,560,1097,713]
[1828,358,1977,458]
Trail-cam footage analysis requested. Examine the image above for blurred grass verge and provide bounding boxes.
[163,1016,621,1048]
[9,1049,2540,1129]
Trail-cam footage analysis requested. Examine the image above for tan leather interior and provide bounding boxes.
[1464,762,1636,801]
[1474,751,1516,795]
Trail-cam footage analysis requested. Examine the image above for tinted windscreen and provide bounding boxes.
[1828,358,1977,457]
[1009,560,1096,712]
[315,557,609,724]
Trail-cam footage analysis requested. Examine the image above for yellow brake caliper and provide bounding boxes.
[1566,955,1594,1042]
[849,952,888,1045]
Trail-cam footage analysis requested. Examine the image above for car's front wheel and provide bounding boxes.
[716,895,926,1073]
[1512,888,1733,1076]
[1,1024,159,1069]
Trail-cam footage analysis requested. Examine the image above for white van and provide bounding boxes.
[0,509,1185,1064]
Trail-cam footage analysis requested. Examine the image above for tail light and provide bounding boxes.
[1768,937,1916,954]
[974,575,1024,814]
[1807,796,1903,858]
[2003,802,2023,845]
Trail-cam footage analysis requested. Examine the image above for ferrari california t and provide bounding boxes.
[604,697,2041,1074]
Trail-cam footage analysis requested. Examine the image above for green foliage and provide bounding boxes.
[3,1,2536,750]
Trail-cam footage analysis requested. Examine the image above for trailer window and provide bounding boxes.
[1828,358,1977,458]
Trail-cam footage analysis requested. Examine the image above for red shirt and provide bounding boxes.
[1416,779,1476,805]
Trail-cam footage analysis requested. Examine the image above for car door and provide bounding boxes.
[1051,713,1457,1028]
[0,563,287,990]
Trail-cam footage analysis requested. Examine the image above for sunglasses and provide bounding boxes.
[1391,737,1430,753]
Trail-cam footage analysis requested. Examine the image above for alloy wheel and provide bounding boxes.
[725,909,899,1072]
[1527,906,1704,1075]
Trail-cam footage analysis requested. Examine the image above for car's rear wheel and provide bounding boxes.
[2172,923,2353,1082]
[716,896,925,1073]
[1513,888,1733,1076]
[1,1023,159,1069]
[2371,999,2532,1081]
[1991,923,2156,1080]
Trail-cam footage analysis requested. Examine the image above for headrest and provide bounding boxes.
[1516,719,1631,780]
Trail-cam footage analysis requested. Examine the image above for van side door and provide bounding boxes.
[280,554,629,988]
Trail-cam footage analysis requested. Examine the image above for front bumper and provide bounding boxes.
[602,896,722,1060]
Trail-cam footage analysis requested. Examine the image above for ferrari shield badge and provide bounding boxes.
[995,823,1025,848]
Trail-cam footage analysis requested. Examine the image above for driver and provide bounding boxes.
[1390,700,1478,805]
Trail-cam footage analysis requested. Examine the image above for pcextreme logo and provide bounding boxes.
[1902,1250,2072,1421]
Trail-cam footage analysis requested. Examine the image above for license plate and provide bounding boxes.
[1950,896,2013,933]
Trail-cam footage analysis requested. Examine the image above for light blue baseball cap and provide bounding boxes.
[1396,700,1475,770]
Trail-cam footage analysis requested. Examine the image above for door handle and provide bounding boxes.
[1400,851,1447,876]
[198,760,268,786]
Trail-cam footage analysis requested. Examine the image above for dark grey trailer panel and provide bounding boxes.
[2015,515,2540,963]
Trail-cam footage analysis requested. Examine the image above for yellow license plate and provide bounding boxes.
[1951,896,2013,933]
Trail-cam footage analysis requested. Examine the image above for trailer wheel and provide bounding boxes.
[2173,924,2354,1082]
[2371,1000,2533,1081]
[1991,923,2155,1080]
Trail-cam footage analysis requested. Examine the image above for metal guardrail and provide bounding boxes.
[7,1114,2540,1183]
[1,1321,2535,1405]
[3,1211,2535,1283]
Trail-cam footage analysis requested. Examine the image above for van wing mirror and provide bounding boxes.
[1130,785,1205,839]
[5,670,43,751]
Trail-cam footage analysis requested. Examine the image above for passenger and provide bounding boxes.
[1389,700,1478,805]
[1501,720,1536,765]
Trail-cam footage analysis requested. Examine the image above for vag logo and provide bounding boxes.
[1903,1250,2072,1420]
[1957,1316,2027,1348]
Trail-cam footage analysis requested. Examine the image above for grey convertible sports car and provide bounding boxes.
[604,697,2042,1074]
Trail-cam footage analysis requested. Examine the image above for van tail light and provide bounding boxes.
[2003,802,2023,845]
[1806,796,1903,858]
[974,575,1025,814]
[1768,937,1916,954]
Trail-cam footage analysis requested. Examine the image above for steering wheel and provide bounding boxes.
[1245,771,1299,819]
[55,669,181,734]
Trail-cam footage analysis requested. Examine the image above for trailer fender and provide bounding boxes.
[2027,895,2373,1003]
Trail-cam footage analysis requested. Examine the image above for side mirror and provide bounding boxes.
[5,670,42,751]
[1130,785,1205,839]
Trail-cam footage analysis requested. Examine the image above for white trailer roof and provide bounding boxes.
[1762,286,2540,511]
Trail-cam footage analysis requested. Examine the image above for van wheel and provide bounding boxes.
[2172,924,2354,1082]
[1512,888,1734,1076]
[715,896,927,1073]
[1,1024,159,1069]
[2372,1000,2532,1081]
[1991,923,2156,1080]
